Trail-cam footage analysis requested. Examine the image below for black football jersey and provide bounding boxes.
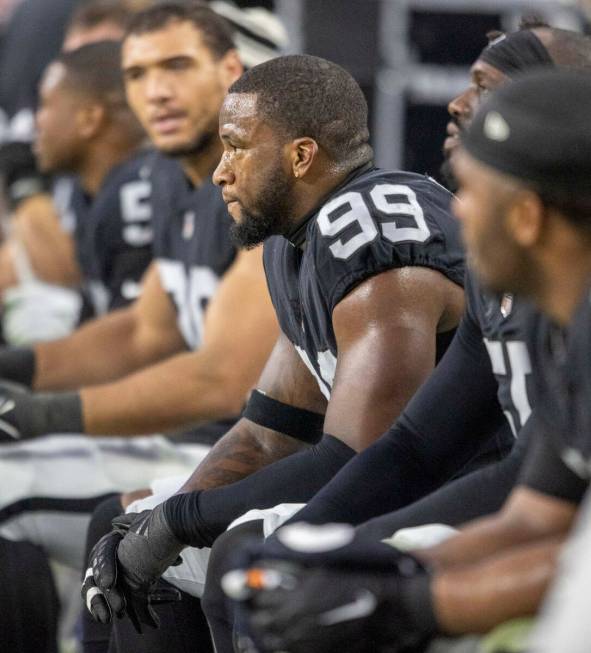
[264,165,465,399]
[526,292,591,481]
[150,153,237,350]
[76,150,155,314]
[465,271,534,436]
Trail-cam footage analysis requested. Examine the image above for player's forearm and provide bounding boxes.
[179,418,308,491]
[421,485,577,569]
[80,349,254,436]
[34,308,163,391]
[433,537,564,634]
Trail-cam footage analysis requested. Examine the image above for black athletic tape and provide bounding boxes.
[479,30,553,78]
[243,390,324,444]
[0,347,36,387]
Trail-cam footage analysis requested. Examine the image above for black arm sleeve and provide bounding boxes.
[281,309,509,529]
[519,423,588,504]
[163,434,356,547]
[355,423,530,541]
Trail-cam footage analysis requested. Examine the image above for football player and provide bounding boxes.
[33,40,154,316]
[82,51,471,651]
[234,68,591,653]
[199,22,591,650]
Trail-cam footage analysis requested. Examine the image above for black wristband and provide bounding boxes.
[243,390,324,444]
[397,571,438,637]
[30,392,84,436]
[0,347,36,387]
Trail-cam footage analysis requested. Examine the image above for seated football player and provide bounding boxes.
[232,69,591,653]
[81,51,478,652]
[199,21,591,649]
[0,4,279,571]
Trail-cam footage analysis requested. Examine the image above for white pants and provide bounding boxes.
[0,435,209,569]
[127,489,307,598]
[126,485,459,599]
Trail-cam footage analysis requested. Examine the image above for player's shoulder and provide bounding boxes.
[306,166,464,309]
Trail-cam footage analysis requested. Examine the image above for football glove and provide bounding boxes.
[223,522,438,653]
[0,380,82,441]
[85,505,184,634]
[0,141,50,210]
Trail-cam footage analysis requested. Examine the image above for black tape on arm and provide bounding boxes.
[243,390,324,444]
[163,434,355,547]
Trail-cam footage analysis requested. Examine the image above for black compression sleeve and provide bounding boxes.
[519,422,588,504]
[163,434,355,547]
[282,310,508,528]
[355,424,529,540]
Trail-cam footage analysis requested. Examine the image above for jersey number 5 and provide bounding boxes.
[316,184,431,260]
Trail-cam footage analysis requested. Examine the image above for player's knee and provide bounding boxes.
[202,520,264,622]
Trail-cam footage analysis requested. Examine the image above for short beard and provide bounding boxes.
[231,167,296,249]
[161,129,216,159]
[439,156,458,193]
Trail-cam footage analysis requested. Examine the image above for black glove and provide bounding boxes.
[85,506,185,633]
[0,141,50,210]
[0,380,82,441]
[223,522,438,653]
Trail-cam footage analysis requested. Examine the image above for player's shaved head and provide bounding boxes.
[228,54,373,171]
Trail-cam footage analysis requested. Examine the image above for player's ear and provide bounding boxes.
[506,190,544,248]
[290,137,318,179]
[77,103,106,139]
[220,49,244,87]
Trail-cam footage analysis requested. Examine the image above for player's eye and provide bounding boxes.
[165,57,192,71]
[477,84,491,98]
[124,68,144,81]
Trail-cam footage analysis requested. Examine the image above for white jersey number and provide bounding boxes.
[158,260,219,349]
[120,181,153,247]
[295,346,337,400]
[317,183,431,260]
[484,339,532,436]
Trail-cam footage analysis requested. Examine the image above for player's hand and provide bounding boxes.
[0,380,41,441]
[0,141,50,210]
[0,380,82,442]
[82,528,127,625]
[223,522,437,653]
[85,506,184,633]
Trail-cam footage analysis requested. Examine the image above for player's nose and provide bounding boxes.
[213,151,234,188]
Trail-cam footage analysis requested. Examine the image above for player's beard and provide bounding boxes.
[231,167,296,249]
[439,156,459,193]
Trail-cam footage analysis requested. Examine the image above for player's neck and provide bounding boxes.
[538,246,591,326]
[289,165,363,230]
[79,139,138,196]
[180,139,223,188]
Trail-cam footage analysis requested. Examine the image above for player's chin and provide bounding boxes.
[226,200,244,222]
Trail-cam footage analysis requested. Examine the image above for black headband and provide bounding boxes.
[462,69,591,195]
[479,30,554,77]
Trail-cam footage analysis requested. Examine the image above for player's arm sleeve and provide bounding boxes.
[162,308,507,546]
[355,421,528,540]
[519,420,588,504]
[280,306,510,528]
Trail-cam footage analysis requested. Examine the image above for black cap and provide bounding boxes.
[462,69,591,194]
